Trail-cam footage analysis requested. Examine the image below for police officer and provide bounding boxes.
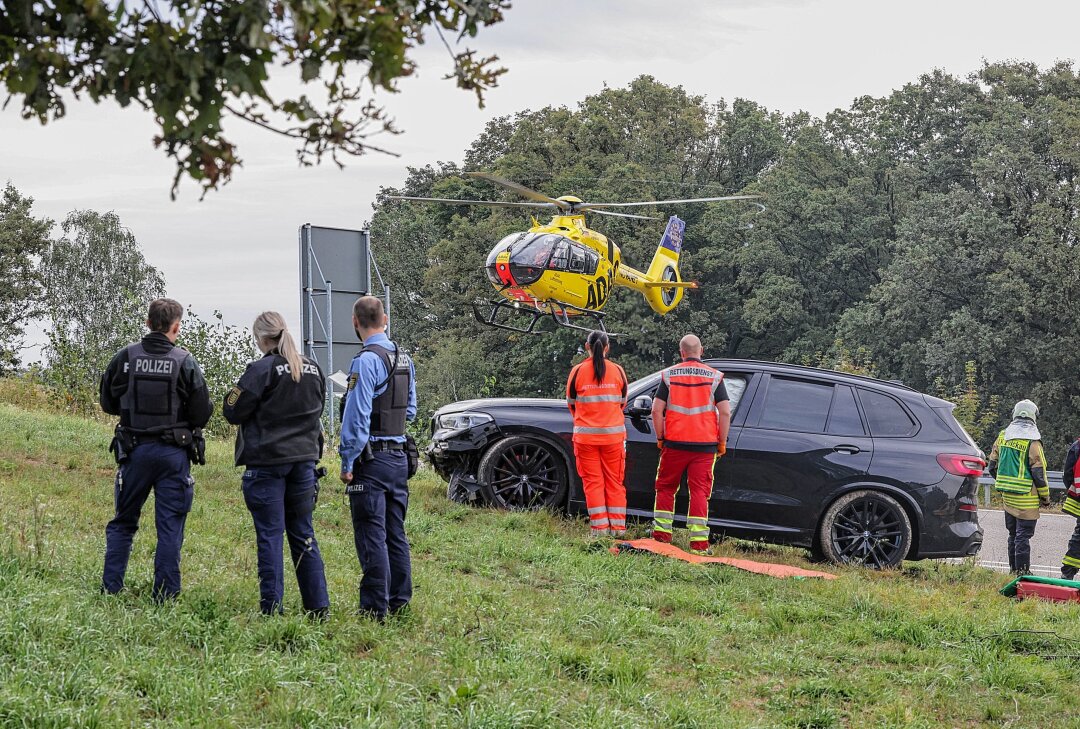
[223,311,330,617]
[988,399,1050,575]
[99,298,213,600]
[339,296,417,620]
[651,334,730,555]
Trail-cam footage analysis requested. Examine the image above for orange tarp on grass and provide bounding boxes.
[610,538,838,580]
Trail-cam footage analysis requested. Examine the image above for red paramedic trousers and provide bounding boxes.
[573,442,627,535]
[652,447,715,551]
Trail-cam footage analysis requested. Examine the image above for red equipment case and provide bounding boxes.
[1016,580,1080,603]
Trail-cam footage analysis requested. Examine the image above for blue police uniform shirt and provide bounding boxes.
[339,331,417,472]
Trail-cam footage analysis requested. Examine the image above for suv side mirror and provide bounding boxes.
[626,395,653,417]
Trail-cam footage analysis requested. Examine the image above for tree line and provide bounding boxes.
[0,186,250,435]
[5,61,1078,460]
[369,63,1080,462]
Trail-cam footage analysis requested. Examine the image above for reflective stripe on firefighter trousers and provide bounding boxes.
[687,514,709,540]
[653,508,674,534]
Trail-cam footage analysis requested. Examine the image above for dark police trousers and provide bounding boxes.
[1005,513,1037,573]
[348,450,412,618]
[102,442,193,600]
[241,461,329,614]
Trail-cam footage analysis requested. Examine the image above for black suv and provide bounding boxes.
[427,359,984,567]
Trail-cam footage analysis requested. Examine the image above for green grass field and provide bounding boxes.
[2,392,1080,728]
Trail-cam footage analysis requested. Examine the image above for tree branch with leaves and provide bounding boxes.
[0,0,510,197]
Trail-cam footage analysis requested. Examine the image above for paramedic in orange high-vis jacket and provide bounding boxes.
[652,334,730,555]
[566,330,629,536]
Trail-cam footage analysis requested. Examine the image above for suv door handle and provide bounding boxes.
[832,444,861,455]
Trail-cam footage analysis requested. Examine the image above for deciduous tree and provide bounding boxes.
[0,183,52,372]
[40,210,166,410]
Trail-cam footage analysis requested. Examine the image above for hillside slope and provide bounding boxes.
[1,399,1079,727]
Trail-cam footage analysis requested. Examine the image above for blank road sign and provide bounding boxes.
[299,225,370,377]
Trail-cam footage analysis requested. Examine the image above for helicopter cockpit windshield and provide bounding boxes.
[510,234,560,282]
[485,232,600,287]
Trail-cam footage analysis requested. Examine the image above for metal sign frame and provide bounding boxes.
[299,224,389,433]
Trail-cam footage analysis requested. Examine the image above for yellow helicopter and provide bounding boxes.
[390,172,758,334]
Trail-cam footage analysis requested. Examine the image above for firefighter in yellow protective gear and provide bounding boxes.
[988,399,1050,575]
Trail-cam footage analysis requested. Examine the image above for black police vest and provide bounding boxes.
[119,342,188,432]
[363,343,411,437]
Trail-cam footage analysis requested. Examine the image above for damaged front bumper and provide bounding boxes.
[426,420,501,504]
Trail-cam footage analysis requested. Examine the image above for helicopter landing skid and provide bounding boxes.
[472,299,620,336]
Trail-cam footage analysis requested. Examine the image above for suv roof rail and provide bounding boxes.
[708,358,917,393]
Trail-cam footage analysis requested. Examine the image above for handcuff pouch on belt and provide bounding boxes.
[161,426,206,465]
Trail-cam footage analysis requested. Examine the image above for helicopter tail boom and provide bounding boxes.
[639,215,689,315]
[641,280,697,289]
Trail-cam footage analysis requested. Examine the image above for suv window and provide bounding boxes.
[757,377,833,433]
[858,389,917,437]
[632,373,748,414]
[826,385,865,436]
[725,375,748,414]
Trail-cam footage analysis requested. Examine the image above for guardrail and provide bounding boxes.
[977,471,1065,507]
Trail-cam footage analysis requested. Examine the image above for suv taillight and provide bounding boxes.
[937,453,986,477]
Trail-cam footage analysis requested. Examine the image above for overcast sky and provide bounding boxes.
[4,0,1080,358]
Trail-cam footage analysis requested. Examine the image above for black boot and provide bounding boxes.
[1062,567,1078,581]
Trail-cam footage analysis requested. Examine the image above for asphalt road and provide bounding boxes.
[973,509,1077,577]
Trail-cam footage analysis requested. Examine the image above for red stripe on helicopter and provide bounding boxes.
[495,261,516,286]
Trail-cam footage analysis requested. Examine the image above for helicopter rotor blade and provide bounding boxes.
[463,172,571,210]
[588,209,662,221]
[388,195,559,209]
[578,194,761,209]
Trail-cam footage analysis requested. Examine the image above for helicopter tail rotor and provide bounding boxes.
[642,215,692,314]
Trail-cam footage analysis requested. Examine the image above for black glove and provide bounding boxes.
[191,428,207,466]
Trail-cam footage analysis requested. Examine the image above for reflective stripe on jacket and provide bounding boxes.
[993,433,1034,495]
[567,360,628,444]
[661,360,723,447]
[992,430,1048,512]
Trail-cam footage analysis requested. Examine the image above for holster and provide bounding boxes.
[109,425,135,465]
[313,465,327,504]
[405,434,419,479]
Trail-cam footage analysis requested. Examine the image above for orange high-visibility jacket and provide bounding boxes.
[567,359,628,444]
[660,359,723,447]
